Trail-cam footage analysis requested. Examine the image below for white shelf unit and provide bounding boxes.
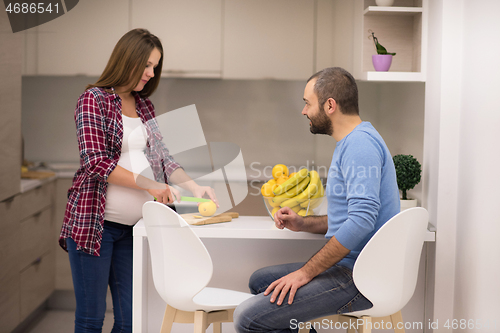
[354,0,428,82]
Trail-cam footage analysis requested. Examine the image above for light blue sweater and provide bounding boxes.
[325,122,400,270]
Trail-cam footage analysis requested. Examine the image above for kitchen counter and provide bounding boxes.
[20,176,57,193]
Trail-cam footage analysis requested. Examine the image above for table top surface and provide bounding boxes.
[134,216,329,240]
[134,215,436,241]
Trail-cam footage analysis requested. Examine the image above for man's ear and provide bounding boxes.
[324,98,337,115]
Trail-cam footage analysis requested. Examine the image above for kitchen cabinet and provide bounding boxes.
[0,196,21,333]
[0,180,56,332]
[223,0,315,80]
[21,0,319,80]
[353,0,428,81]
[28,0,130,76]
[18,181,56,322]
[0,5,22,202]
[131,0,223,78]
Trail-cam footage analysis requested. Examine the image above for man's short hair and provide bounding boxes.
[307,67,359,115]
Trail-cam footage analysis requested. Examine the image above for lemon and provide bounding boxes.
[267,179,277,186]
[261,183,276,197]
[198,201,217,217]
[276,176,288,186]
[272,164,289,180]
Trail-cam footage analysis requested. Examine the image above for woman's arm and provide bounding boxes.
[169,168,218,205]
[107,165,174,204]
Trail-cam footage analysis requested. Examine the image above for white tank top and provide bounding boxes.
[105,115,154,225]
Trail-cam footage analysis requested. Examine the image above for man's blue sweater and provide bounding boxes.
[325,122,400,270]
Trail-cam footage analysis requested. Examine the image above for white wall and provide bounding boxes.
[426,0,500,331]
[453,0,500,330]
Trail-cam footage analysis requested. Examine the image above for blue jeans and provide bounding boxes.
[67,221,133,333]
[233,263,373,333]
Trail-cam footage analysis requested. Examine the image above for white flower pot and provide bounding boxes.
[375,0,395,6]
[400,199,417,212]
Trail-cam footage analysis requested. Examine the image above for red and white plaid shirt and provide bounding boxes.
[59,87,181,256]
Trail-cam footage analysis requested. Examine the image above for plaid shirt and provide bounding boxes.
[59,87,181,256]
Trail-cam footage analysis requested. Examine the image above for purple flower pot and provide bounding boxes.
[372,54,393,71]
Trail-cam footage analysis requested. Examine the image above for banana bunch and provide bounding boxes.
[262,166,325,218]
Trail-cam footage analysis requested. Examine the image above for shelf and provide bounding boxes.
[359,71,425,82]
[364,6,423,16]
[354,0,427,82]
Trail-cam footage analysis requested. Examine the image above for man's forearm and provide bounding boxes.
[300,236,351,279]
[301,215,329,234]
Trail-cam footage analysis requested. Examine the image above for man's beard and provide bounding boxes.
[309,109,333,136]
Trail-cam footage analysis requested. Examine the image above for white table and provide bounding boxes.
[132,216,435,333]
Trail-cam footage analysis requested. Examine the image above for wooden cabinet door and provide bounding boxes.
[131,0,223,78]
[223,0,315,80]
[0,5,22,202]
[36,0,129,76]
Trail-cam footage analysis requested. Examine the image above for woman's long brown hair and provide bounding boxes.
[86,28,163,98]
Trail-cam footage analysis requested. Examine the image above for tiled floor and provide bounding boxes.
[21,310,114,333]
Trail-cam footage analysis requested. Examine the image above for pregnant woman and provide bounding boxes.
[59,28,216,333]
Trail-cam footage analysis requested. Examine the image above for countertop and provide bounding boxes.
[134,216,328,240]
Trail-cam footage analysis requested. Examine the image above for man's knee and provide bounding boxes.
[248,267,271,294]
[233,298,254,333]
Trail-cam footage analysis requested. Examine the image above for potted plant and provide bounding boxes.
[393,154,421,211]
[369,30,396,71]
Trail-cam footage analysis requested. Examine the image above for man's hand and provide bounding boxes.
[274,207,305,231]
[264,269,313,305]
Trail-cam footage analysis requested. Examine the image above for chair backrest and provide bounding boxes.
[142,201,213,311]
[352,207,429,317]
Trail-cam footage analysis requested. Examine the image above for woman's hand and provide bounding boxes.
[147,184,174,204]
[169,186,181,202]
[191,185,219,207]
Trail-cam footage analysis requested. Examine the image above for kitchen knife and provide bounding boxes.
[154,196,212,203]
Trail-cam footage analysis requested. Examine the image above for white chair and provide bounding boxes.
[142,201,254,333]
[299,207,429,333]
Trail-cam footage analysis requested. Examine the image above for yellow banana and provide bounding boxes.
[297,208,314,216]
[281,199,301,209]
[300,177,324,208]
[291,170,321,203]
[273,168,308,196]
[291,205,301,213]
[272,175,310,204]
[297,209,308,216]
[280,195,307,208]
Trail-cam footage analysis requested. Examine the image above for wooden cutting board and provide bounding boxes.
[181,212,239,226]
[21,171,56,179]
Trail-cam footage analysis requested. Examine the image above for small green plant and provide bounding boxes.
[393,154,421,200]
[370,30,396,56]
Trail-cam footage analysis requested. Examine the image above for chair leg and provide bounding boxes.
[194,311,209,333]
[160,305,177,333]
[390,311,405,333]
[212,322,222,333]
[358,316,372,333]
